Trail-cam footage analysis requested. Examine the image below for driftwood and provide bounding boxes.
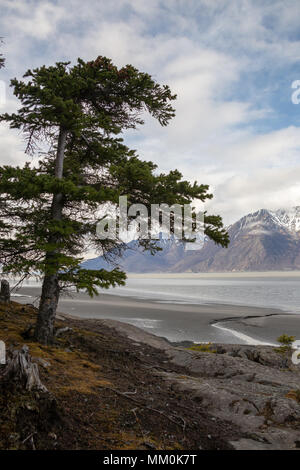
[0,279,10,304]
[1,345,47,392]
[0,340,5,365]
[54,326,72,338]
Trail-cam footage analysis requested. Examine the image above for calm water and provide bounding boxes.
[12,273,300,344]
[106,274,300,314]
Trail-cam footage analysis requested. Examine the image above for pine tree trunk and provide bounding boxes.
[34,128,67,344]
[34,272,60,344]
[0,279,10,304]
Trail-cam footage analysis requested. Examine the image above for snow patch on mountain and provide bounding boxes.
[231,207,300,239]
[269,206,300,233]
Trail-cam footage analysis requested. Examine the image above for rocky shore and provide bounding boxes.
[0,302,299,450]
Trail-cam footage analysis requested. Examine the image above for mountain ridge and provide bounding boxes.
[82,207,300,273]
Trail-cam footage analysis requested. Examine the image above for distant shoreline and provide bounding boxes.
[126,271,300,278]
[8,270,300,285]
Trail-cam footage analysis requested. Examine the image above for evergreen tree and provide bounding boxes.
[0,38,4,69]
[0,57,229,344]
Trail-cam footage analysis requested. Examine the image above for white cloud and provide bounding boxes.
[3,1,64,39]
[1,0,300,227]
[0,124,27,166]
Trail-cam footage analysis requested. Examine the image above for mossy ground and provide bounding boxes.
[0,301,238,450]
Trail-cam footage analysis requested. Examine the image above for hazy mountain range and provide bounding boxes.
[82,207,300,273]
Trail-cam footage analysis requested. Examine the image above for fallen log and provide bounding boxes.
[54,326,72,338]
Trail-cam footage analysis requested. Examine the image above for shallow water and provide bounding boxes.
[11,273,300,345]
[105,274,300,314]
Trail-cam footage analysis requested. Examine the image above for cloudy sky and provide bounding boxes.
[1,0,300,224]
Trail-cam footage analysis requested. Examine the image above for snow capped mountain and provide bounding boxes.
[173,206,300,272]
[230,207,300,241]
[82,207,300,273]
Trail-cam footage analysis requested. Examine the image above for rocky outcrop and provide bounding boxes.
[165,347,300,449]
[103,319,300,450]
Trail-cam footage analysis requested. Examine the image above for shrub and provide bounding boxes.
[274,334,295,354]
[188,342,216,353]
